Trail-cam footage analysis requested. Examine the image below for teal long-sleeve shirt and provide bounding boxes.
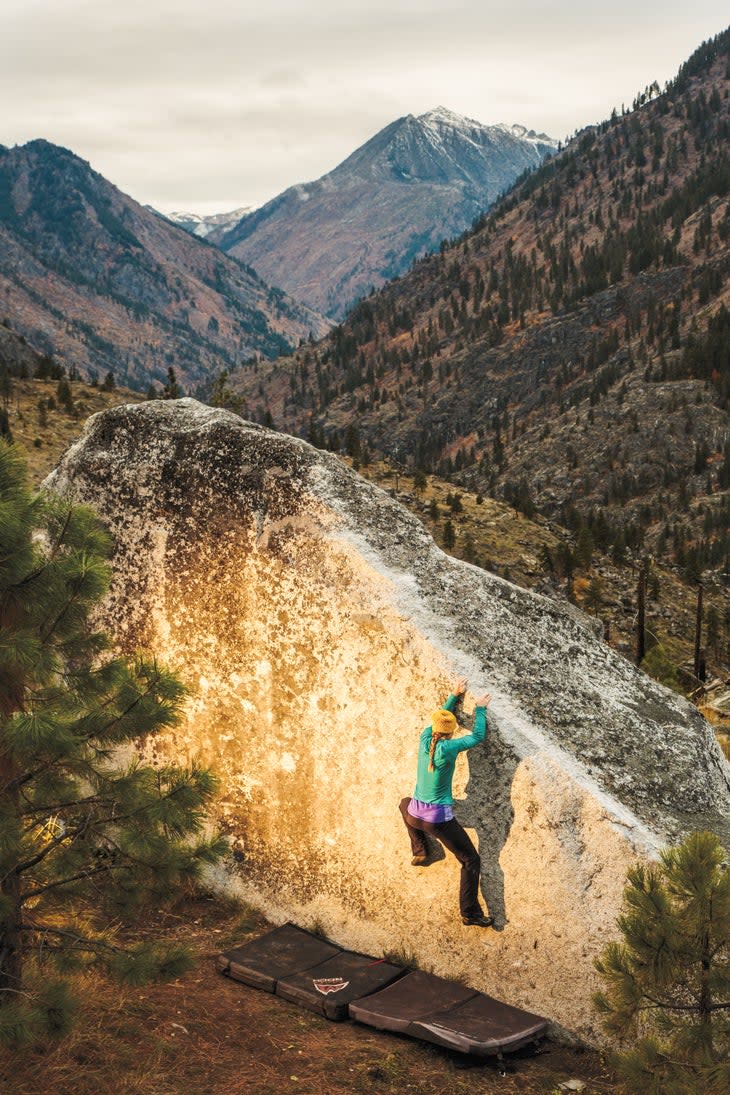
[413,693,488,805]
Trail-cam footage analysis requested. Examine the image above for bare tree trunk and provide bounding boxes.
[694,584,704,682]
[699,926,714,1059]
[636,568,646,665]
[0,753,22,1002]
[0,875,23,1001]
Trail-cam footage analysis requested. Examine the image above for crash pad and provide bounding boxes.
[218,927,548,1057]
[348,968,473,1031]
[275,951,405,1021]
[349,969,548,1056]
[217,922,340,992]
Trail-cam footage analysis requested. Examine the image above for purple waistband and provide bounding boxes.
[407,798,454,823]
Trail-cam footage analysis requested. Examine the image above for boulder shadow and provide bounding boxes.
[453,708,519,931]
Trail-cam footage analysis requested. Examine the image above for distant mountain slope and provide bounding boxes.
[0,318,45,379]
[219,108,557,319]
[229,28,730,587]
[0,141,329,390]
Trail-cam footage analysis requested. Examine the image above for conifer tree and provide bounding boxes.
[583,575,604,615]
[413,468,427,496]
[209,369,248,417]
[161,366,182,399]
[0,444,227,1045]
[575,524,594,570]
[595,831,730,1094]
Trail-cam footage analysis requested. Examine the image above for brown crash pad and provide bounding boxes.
[348,968,473,1031]
[275,951,405,1021]
[217,922,340,992]
[349,969,548,1056]
[219,927,548,1057]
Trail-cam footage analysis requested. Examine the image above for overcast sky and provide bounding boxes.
[3,2,729,215]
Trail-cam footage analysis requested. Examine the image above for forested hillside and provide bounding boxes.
[228,29,730,599]
[0,141,329,390]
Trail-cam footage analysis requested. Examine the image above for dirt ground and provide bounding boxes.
[1,896,621,1095]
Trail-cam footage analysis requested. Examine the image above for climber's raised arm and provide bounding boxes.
[443,676,468,713]
[439,692,491,758]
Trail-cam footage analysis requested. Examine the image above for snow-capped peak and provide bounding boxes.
[418,105,482,129]
[415,108,558,151]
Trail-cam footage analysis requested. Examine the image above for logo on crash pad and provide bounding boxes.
[313,977,350,995]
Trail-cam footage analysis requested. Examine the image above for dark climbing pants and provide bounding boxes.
[399,797,484,920]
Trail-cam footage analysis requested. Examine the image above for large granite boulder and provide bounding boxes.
[45,399,730,1043]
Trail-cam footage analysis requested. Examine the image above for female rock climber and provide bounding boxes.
[399,677,493,928]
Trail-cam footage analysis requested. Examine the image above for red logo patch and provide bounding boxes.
[313,977,350,995]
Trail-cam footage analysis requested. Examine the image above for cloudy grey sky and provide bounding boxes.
[4,1,729,215]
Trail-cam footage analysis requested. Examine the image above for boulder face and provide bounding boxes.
[46,399,730,1043]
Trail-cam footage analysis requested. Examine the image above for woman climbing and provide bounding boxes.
[399,677,493,928]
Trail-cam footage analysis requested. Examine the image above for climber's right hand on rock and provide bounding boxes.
[474,692,492,707]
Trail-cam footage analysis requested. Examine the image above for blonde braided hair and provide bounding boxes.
[428,709,457,772]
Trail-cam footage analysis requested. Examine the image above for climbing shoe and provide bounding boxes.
[411,854,429,866]
[461,914,494,928]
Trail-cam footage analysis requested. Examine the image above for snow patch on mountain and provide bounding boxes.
[163,205,256,238]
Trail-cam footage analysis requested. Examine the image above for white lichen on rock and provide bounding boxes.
[45,398,730,1044]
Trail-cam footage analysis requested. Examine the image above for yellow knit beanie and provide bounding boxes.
[431,709,457,737]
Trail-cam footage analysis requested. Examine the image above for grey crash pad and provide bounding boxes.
[276,951,405,1021]
[217,922,340,992]
[349,969,548,1056]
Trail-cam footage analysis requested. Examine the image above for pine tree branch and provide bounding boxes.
[20,922,124,955]
[9,772,203,885]
[9,810,99,878]
[21,862,132,901]
[39,577,87,646]
[19,792,107,817]
[3,673,165,795]
[8,828,74,878]
[96,777,204,829]
[12,792,179,883]
[18,765,200,830]
[94,833,171,872]
[639,994,730,1012]
[13,506,73,590]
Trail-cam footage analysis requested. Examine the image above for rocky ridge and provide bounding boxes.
[218,108,556,319]
[45,398,730,1043]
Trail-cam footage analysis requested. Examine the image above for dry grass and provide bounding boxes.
[0,894,619,1095]
[4,378,144,485]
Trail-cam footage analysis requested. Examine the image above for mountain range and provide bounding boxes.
[0,141,329,390]
[227,28,730,593]
[216,108,557,319]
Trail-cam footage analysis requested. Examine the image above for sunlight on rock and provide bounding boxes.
[45,398,730,1044]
